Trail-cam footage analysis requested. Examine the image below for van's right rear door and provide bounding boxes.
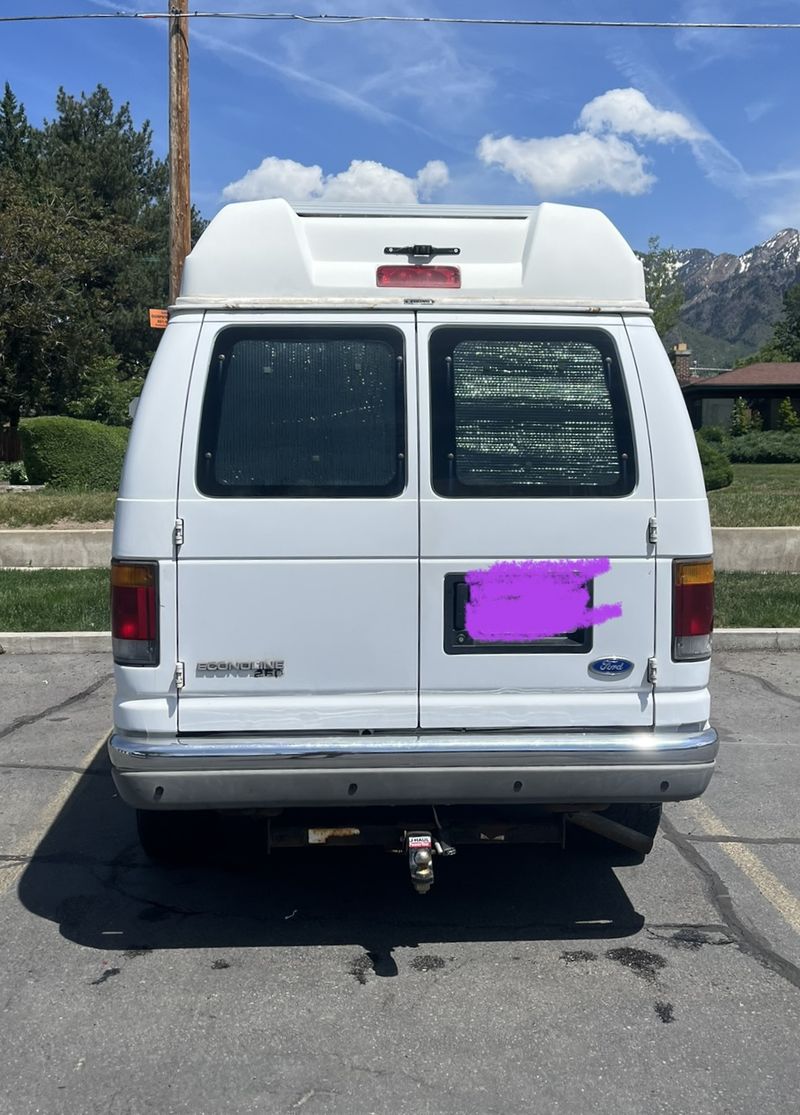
[417,314,656,730]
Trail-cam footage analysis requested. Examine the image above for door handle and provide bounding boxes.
[454,581,470,632]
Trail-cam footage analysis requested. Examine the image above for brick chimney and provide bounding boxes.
[670,341,693,385]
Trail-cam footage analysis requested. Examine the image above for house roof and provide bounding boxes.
[683,363,800,392]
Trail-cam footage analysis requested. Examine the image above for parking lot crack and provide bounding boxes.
[0,761,106,776]
[689,835,800,846]
[661,814,800,991]
[0,674,112,741]
[346,1061,502,1109]
[715,662,800,707]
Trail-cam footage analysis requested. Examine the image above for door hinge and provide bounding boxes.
[647,517,658,545]
[173,517,184,547]
[174,661,185,690]
[647,657,658,685]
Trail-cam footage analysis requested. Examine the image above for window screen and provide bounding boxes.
[197,328,405,497]
[430,328,636,498]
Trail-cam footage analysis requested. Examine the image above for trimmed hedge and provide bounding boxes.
[19,417,129,489]
[728,431,800,463]
[695,425,729,446]
[697,427,800,463]
[695,434,733,491]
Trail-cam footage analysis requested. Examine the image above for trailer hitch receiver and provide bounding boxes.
[406,831,435,894]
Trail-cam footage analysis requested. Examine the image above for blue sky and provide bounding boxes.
[4,1,800,253]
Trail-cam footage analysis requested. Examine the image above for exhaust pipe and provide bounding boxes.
[567,811,654,855]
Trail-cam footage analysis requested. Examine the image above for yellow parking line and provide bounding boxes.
[685,798,800,936]
[0,730,110,899]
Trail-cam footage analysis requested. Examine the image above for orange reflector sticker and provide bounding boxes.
[149,308,168,329]
[111,562,156,589]
[674,560,714,586]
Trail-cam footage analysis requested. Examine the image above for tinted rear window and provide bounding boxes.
[429,328,636,498]
[197,328,405,497]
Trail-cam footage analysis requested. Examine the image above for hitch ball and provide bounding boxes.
[407,831,436,894]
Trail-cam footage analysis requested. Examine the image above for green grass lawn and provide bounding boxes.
[0,569,109,631]
[714,572,800,628]
[0,568,797,632]
[0,490,116,528]
[709,464,800,527]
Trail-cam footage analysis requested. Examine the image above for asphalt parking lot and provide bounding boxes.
[1,652,798,1115]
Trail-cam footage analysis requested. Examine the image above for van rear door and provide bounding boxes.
[175,314,418,733]
[417,315,656,729]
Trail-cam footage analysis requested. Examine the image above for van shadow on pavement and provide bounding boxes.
[18,750,644,965]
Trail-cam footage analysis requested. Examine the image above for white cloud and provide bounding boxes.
[223,158,324,204]
[477,132,655,199]
[674,1,754,64]
[745,100,775,124]
[476,86,715,200]
[88,0,441,141]
[222,157,449,205]
[578,88,702,144]
[276,0,494,135]
[415,159,450,199]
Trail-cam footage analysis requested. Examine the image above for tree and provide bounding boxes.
[40,86,167,222]
[39,87,173,375]
[639,236,684,338]
[0,83,206,425]
[771,284,800,362]
[0,170,133,424]
[63,356,144,427]
[730,396,758,436]
[0,83,38,180]
[777,396,800,431]
[36,86,206,377]
[737,282,800,366]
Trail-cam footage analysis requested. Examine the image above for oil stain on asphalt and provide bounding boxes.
[606,947,667,983]
[349,954,374,985]
[410,955,447,973]
[90,967,121,986]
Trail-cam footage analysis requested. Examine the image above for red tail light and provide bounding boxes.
[111,561,159,665]
[673,559,714,661]
[376,264,461,289]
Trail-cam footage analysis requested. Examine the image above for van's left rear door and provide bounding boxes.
[175,313,418,733]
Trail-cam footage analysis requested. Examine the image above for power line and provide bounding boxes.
[2,12,800,30]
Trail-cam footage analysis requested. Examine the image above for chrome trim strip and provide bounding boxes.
[109,726,718,772]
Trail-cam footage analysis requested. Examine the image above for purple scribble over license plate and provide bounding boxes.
[464,558,622,643]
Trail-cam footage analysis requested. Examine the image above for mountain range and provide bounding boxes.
[663,228,800,369]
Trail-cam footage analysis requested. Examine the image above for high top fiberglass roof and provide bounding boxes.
[177,198,648,312]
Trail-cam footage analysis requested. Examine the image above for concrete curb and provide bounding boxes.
[0,529,112,569]
[1,629,799,655]
[0,632,112,654]
[712,628,800,651]
[712,527,800,573]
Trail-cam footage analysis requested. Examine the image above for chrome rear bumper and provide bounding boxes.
[109,726,718,811]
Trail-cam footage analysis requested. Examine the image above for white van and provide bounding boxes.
[109,199,716,891]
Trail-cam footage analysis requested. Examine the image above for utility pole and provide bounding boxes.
[169,0,190,304]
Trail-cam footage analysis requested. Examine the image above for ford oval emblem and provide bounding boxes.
[589,657,634,680]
